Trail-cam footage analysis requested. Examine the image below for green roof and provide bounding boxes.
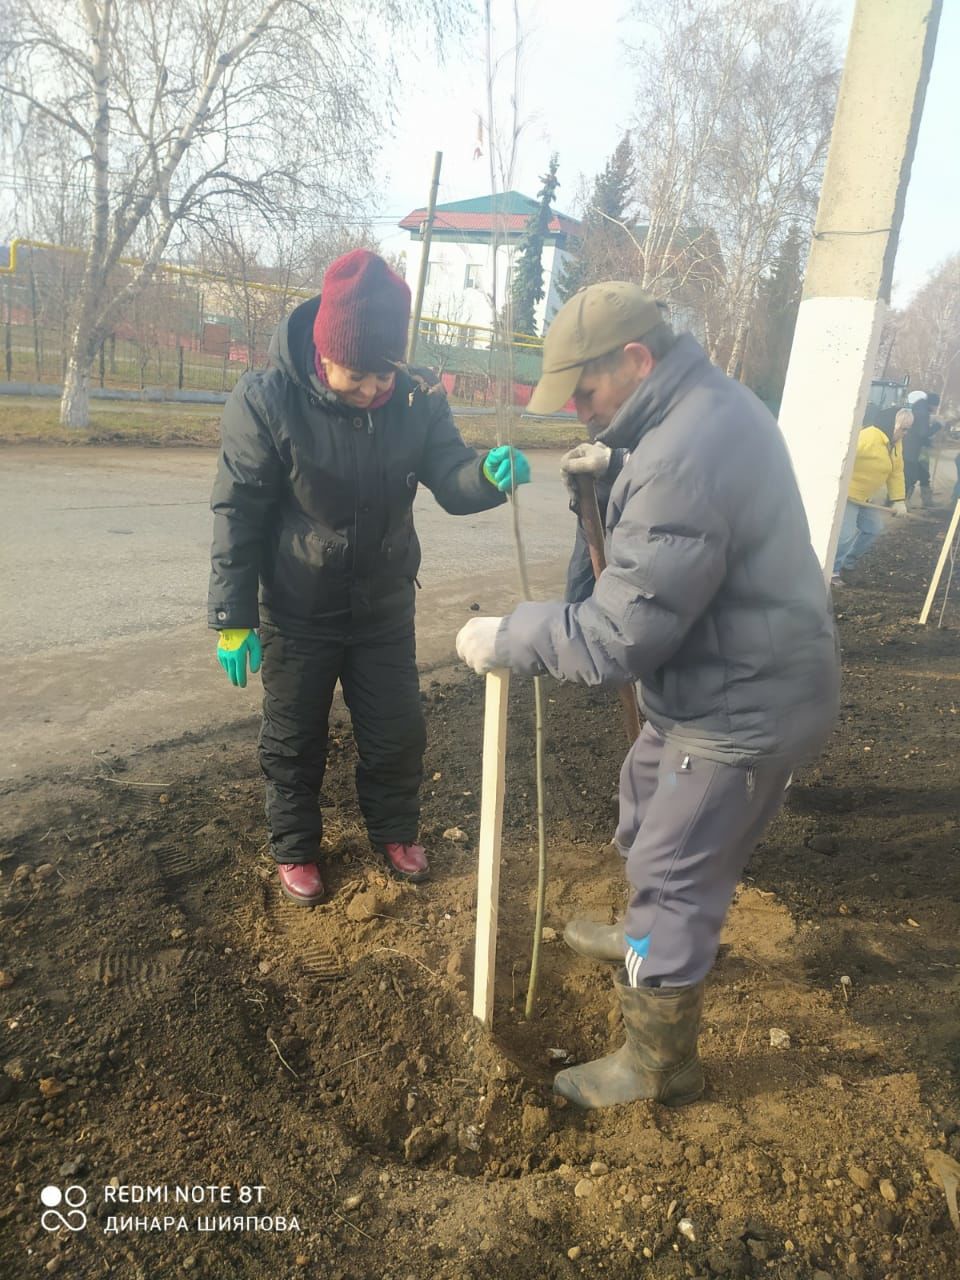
[434,192,540,216]
[433,191,579,224]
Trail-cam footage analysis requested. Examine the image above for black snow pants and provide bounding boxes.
[258,596,426,864]
[904,456,931,498]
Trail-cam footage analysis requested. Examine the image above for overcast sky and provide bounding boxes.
[374,0,959,309]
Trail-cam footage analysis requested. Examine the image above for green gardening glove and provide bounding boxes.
[483,445,531,493]
[216,629,262,688]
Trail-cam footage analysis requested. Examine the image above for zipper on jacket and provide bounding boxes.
[350,416,363,575]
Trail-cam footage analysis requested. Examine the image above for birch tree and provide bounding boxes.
[889,254,960,401]
[0,0,461,426]
[626,0,838,368]
[628,0,756,298]
[704,0,837,375]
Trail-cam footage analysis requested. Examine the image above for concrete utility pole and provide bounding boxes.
[777,0,942,572]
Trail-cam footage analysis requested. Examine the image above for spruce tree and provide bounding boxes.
[510,154,560,336]
[749,225,804,407]
[558,134,637,299]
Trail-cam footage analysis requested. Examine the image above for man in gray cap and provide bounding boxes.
[456,282,839,1110]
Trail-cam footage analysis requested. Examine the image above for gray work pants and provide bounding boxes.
[614,723,794,987]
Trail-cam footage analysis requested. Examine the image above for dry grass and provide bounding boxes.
[0,397,221,446]
[0,396,584,450]
[455,414,583,450]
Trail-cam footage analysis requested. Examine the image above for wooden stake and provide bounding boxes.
[473,668,510,1030]
[406,151,443,366]
[919,498,960,625]
[573,474,642,743]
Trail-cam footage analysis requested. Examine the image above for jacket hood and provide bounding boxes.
[268,296,322,392]
[268,295,417,414]
[863,403,897,439]
[597,333,709,452]
[906,400,930,430]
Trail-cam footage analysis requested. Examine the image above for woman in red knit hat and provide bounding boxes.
[208,249,530,904]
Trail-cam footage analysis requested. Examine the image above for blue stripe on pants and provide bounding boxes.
[624,932,651,987]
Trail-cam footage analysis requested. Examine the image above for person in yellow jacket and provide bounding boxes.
[832,408,911,586]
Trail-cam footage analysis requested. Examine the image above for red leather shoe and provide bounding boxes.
[277,862,326,906]
[376,842,430,884]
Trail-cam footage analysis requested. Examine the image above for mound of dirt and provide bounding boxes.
[2,513,959,1279]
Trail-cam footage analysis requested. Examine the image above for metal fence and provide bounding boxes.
[3,320,255,394]
[1,318,545,402]
[1,239,546,402]
[413,332,545,406]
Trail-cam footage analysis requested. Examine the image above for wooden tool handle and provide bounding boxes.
[574,474,607,581]
[573,474,642,744]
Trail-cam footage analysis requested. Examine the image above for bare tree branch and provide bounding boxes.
[622,0,838,369]
[1,0,464,425]
[0,83,92,142]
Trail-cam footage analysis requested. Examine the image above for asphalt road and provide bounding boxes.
[3,447,574,781]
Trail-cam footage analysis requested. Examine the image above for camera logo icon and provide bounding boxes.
[40,1185,88,1232]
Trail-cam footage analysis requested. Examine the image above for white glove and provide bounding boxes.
[560,442,612,510]
[889,500,908,517]
[560,441,612,477]
[455,617,504,675]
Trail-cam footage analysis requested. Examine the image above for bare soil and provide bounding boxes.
[2,511,959,1280]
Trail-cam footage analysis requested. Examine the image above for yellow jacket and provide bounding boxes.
[848,427,905,505]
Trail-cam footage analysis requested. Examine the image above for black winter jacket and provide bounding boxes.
[902,401,940,465]
[208,297,504,631]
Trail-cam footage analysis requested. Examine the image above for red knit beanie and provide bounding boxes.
[313,250,411,373]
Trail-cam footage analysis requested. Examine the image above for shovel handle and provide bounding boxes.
[573,474,642,745]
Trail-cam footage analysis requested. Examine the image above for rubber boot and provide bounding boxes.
[920,486,935,510]
[563,918,624,962]
[554,970,705,1109]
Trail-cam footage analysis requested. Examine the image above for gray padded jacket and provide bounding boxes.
[496,334,840,765]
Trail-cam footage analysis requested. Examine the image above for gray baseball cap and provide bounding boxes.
[529,282,664,415]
